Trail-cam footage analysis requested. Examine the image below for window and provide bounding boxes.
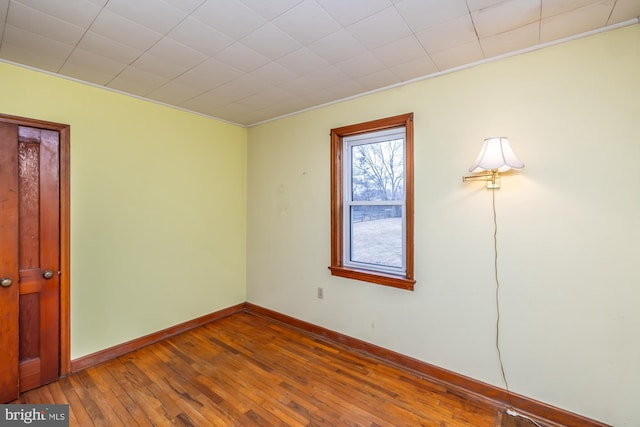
[329,113,415,290]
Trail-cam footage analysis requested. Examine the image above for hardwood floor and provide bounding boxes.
[13,312,505,426]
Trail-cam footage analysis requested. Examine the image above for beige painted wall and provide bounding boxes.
[0,61,247,359]
[247,25,640,427]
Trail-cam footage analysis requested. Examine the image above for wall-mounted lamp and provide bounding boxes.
[463,137,524,189]
[462,136,538,424]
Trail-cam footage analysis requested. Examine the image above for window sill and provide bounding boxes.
[328,266,415,291]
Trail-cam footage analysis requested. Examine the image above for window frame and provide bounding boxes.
[343,128,406,275]
[329,113,415,291]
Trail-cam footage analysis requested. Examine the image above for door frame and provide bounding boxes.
[0,113,71,377]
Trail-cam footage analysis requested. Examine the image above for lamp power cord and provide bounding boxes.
[491,189,543,427]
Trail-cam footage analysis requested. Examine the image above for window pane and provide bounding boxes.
[351,139,404,202]
[350,206,402,268]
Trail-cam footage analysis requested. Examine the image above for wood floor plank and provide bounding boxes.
[94,366,151,426]
[58,376,95,426]
[9,312,514,426]
[106,358,173,425]
[84,367,142,426]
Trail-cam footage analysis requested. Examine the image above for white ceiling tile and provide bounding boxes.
[278,76,318,96]
[607,0,640,24]
[0,42,65,72]
[180,89,238,114]
[91,8,163,51]
[303,87,336,105]
[416,14,477,54]
[78,31,143,64]
[163,0,204,14]
[250,97,312,120]
[2,23,74,65]
[471,0,540,38]
[307,30,367,64]
[146,80,203,105]
[64,48,128,75]
[207,101,257,123]
[540,1,615,42]
[430,40,484,70]
[237,92,290,113]
[104,0,187,34]
[215,42,271,73]
[395,0,469,33]
[251,104,292,124]
[8,2,85,45]
[107,66,169,96]
[466,0,508,11]
[480,22,539,58]
[389,56,439,81]
[225,108,271,126]
[87,0,107,6]
[274,47,330,76]
[13,0,102,28]
[356,69,400,91]
[192,0,265,39]
[316,0,392,26]
[168,17,234,57]
[214,74,269,100]
[59,49,128,85]
[371,35,427,67]
[541,0,608,18]
[238,0,303,20]
[146,37,207,68]
[174,58,243,91]
[346,6,412,49]
[305,65,351,89]
[323,79,367,100]
[334,52,386,78]
[130,53,188,79]
[249,62,298,86]
[241,23,302,60]
[272,0,342,44]
[0,0,6,37]
[234,87,294,110]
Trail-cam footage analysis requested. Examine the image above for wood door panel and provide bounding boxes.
[18,141,41,269]
[18,358,41,393]
[19,293,41,359]
[0,122,20,403]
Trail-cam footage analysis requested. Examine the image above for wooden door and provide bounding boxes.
[0,122,61,402]
[0,122,20,402]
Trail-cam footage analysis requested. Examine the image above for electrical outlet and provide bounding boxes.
[317,287,324,299]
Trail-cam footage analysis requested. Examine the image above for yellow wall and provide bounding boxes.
[247,25,640,427]
[0,61,247,359]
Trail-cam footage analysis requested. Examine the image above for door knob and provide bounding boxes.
[43,270,54,279]
[0,278,12,287]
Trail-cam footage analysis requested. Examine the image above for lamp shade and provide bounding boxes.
[468,137,524,173]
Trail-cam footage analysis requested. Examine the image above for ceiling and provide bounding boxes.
[0,0,638,127]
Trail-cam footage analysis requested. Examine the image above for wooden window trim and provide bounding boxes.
[329,113,415,291]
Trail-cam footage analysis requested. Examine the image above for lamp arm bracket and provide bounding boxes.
[462,169,501,189]
[462,173,494,182]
